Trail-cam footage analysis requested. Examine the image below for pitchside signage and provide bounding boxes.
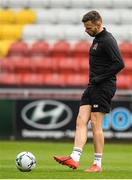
[16,99,132,139]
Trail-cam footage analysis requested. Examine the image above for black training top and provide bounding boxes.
[89,27,125,85]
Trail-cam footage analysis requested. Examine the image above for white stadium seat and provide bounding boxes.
[41,25,65,41]
[112,0,132,8]
[130,26,132,41]
[98,9,121,25]
[35,9,86,25]
[64,25,91,41]
[7,0,29,8]
[120,10,132,24]
[36,8,126,25]
[50,0,71,8]
[22,25,43,40]
[0,0,9,8]
[57,9,80,24]
[22,24,132,42]
[92,0,113,8]
[106,25,131,42]
[71,0,92,8]
[28,0,50,8]
[35,9,58,24]
[22,24,91,41]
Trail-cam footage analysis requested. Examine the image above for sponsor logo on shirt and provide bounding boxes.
[93,43,98,50]
[93,104,99,108]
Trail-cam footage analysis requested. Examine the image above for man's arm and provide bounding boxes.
[91,37,125,84]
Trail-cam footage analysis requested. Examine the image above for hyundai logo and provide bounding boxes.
[21,100,73,129]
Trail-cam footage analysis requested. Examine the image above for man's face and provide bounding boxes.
[84,21,100,37]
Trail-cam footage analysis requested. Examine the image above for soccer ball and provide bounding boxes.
[16,151,36,172]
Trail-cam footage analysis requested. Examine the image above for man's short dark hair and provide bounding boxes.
[82,10,102,23]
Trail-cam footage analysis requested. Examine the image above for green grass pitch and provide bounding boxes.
[0,141,132,179]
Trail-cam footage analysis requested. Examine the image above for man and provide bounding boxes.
[53,10,124,172]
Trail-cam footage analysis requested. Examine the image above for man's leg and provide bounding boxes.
[74,105,91,148]
[91,112,105,154]
[84,112,105,172]
[70,105,91,161]
[54,105,91,169]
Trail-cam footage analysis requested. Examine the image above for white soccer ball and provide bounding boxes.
[16,151,36,172]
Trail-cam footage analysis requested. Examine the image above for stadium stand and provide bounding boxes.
[14,9,36,24]
[7,41,29,57]
[50,41,71,58]
[0,9,15,24]
[30,41,49,57]
[0,0,132,89]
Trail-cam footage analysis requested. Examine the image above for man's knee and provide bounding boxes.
[76,114,88,128]
[91,112,104,129]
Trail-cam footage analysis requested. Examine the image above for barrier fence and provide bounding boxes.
[0,88,132,139]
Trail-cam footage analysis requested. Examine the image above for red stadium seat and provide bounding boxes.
[21,73,44,85]
[8,41,29,58]
[0,58,13,72]
[119,43,132,58]
[72,41,91,58]
[66,73,88,87]
[58,57,80,73]
[124,58,132,71]
[117,75,132,89]
[0,73,21,86]
[75,58,89,73]
[31,57,52,73]
[51,41,71,58]
[121,58,132,75]
[50,57,61,72]
[30,41,49,57]
[43,73,67,87]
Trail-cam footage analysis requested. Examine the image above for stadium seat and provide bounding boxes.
[35,9,57,24]
[66,73,88,87]
[71,0,92,8]
[64,25,90,41]
[98,9,120,25]
[107,25,130,42]
[8,41,29,57]
[117,75,132,89]
[50,0,71,8]
[58,57,80,73]
[112,0,132,8]
[123,58,132,74]
[21,73,44,86]
[23,25,65,41]
[0,40,14,57]
[0,0,9,8]
[7,0,29,8]
[4,57,31,73]
[72,41,90,58]
[91,0,113,8]
[119,43,132,58]
[31,57,52,73]
[0,57,13,72]
[30,41,49,57]
[0,25,23,40]
[57,9,80,24]
[50,41,71,58]
[75,58,89,73]
[22,25,42,40]
[41,25,65,41]
[0,9,15,24]
[28,0,50,8]
[0,72,21,86]
[14,9,36,24]
[43,73,67,87]
[120,10,132,25]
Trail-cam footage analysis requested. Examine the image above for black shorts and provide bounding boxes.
[80,83,116,113]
